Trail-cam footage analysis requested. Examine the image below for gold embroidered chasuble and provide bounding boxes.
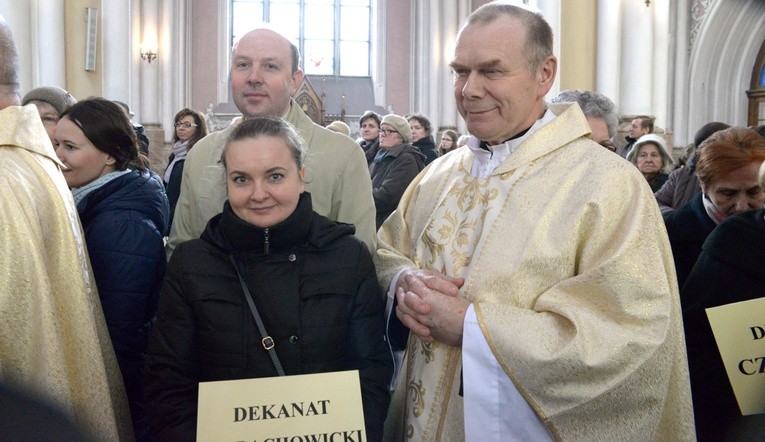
[0,105,133,440]
[377,103,695,441]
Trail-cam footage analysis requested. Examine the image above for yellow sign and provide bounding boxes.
[706,297,765,415]
[197,370,366,442]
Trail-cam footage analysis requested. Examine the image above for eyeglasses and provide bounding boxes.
[599,139,616,152]
[175,122,198,129]
[379,128,399,137]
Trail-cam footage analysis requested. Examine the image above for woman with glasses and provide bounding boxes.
[439,129,459,156]
[369,114,426,228]
[164,108,209,226]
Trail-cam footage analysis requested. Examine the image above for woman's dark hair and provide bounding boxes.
[222,116,305,171]
[405,113,432,135]
[172,107,209,148]
[60,97,147,170]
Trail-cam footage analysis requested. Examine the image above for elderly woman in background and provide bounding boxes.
[406,112,438,165]
[54,97,169,441]
[681,160,765,441]
[164,108,208,227]
[627,133,674,191]
[370,114,425,228]
[551,89,618,152]
[358,110,381,166]
[22,86,77,143]
[664,127,765,289]
[439,129,459,156]
[145,117,391,440]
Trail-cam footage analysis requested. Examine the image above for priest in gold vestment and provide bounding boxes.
[377,3,695,441]
[0,16,133,440]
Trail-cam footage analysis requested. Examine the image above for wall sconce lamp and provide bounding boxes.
[141,49,157,64]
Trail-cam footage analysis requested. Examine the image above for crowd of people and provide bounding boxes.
[3,2,765,441]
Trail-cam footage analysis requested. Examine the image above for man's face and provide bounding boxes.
[451,16,555,145]
[230,29,304,118]
[629,118,648,138]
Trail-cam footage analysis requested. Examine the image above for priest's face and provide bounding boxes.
[224,135,305,228]
[451,16,556,145]
[54,116,116,188]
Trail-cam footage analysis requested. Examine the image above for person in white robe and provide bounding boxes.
[376,3,695,441]
[0,16,132,440]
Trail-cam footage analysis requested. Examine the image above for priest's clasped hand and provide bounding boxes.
[395,269,468,347]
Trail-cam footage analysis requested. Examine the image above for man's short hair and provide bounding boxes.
[635,115,654,133]
[552,90,619,138]
[465,2,553,72]
[0,16,20,95]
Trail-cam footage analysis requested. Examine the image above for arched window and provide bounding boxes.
[231,0,372,76]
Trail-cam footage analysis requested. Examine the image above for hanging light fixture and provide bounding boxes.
[645,0,651,6]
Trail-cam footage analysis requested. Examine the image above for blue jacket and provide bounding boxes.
[77,168,169,440]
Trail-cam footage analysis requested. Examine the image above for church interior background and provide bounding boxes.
[3,0,764,172]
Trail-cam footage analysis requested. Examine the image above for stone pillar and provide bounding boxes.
[619,0,653,116]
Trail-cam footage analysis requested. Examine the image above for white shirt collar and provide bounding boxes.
[468,108,557,178]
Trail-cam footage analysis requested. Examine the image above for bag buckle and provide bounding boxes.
[262,336,275,350]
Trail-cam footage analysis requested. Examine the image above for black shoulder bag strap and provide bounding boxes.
[229,255,286,376]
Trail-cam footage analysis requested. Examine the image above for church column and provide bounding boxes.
[139,0,160,125]
[102,0,132,102]
[651,0,670,130]
[32,0,66,87]
[534,0,562,97]
[618,0,653,116]
[596,0,621,103]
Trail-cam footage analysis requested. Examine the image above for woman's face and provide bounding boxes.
[175,115,198,141]
[379,124,403,149]
[409,119,428,143]
[636,143,663,175]
[359,118,379,142]
[225,135,305,228]
[34,101,61,143]
[703,161,765,218]
[440,134,455,152]
[54,117,115,188]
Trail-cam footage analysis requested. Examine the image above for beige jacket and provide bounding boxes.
[167,99,376,256]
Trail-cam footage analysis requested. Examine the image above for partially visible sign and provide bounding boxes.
[197,370,366,441]
[706,298,765,415]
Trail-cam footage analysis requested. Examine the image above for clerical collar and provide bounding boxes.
[467,108,556,178]
[478,125,533,152]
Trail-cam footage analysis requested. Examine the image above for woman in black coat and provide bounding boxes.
[406,113,438,165]
[145,117,392,441]
[369,114,426,228]
[664,127,765,289]
[682,203,765,440]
